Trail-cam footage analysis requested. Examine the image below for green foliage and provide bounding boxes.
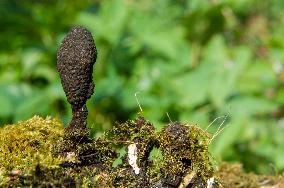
[1,0,284,174]
[112,146,126,168]
[149,147,163,162]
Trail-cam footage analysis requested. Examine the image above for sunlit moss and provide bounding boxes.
[216,163,284,187]
[0,116,64,178]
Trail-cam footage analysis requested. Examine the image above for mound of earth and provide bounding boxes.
[1,116,283,187]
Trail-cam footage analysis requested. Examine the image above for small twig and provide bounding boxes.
[269,163,278,176]
[209,115,228,144]
[214,115,227,136]
[98,140,132,144]
[206,115,227,131]
[78,129,90,144]
[166,112,173,123]
[135,92,143,113]
[178,172,196,188]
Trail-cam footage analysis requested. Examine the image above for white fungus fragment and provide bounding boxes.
[127,143,140,174]
[178,172,196,188]
[65,151,77,162]
[206,177,215,188]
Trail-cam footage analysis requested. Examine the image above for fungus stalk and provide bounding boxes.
[57,26,97,132]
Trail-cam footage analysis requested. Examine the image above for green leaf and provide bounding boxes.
[202,35,230,107]
[149,147,163,161]
[0,92,13,118]
[21,48,43,76]
[32,65,57,83]
[211,117,246,157]
[275,86,284,104]
[112,147,126,168]
[77,0,130,45]
[237,60,277,94]
[228,96,277,116]
[174,70,208,108]
[179,108,210,129]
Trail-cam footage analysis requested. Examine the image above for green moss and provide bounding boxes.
[217,163,284,188]
[0,116,64,185]
[146,122,215,186]
[1,115,219,187]
[101,117,216,187]
[0,116,64,170]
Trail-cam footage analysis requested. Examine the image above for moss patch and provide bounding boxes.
[1,115,283,187]
[217,162,284,188]
[0,116,64,185]
[1,115,218,187]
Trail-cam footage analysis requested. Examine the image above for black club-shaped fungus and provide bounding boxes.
[57,26,97,130]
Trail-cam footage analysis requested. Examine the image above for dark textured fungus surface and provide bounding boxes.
[57,26,97,130]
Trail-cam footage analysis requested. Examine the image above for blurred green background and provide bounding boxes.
[1,0,284,175]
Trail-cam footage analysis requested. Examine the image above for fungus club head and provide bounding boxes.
[57,26,97,108]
